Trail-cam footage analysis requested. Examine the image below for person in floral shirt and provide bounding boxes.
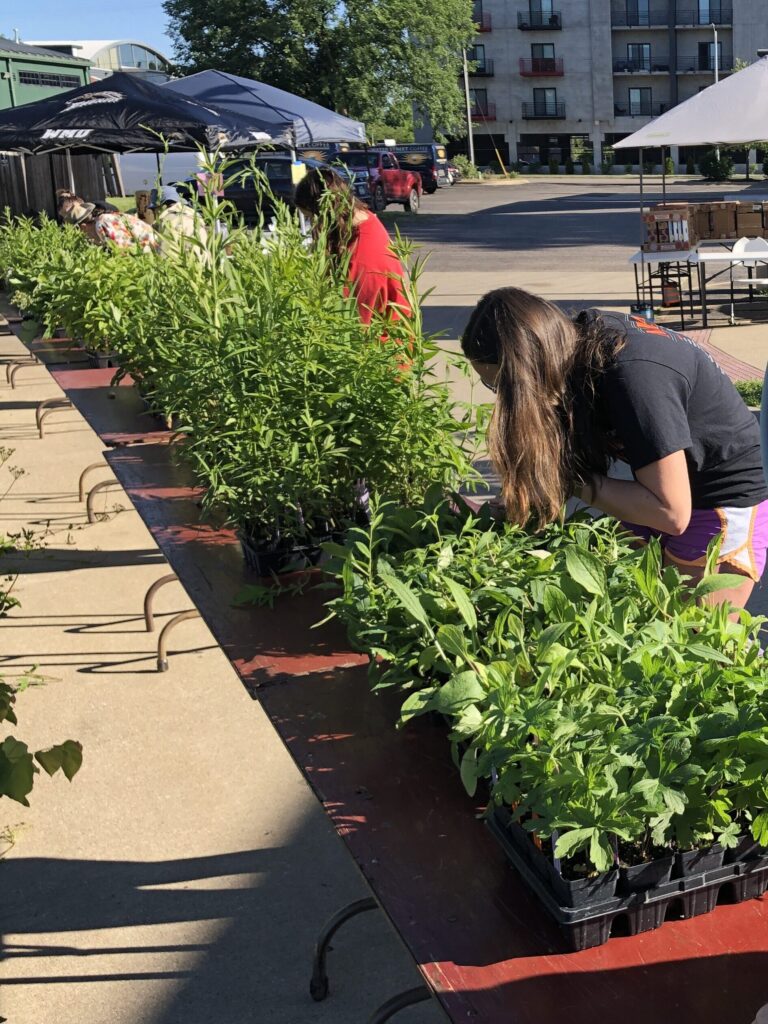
[61,199,158,252]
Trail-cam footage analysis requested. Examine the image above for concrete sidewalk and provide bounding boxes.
[0,330,446,1024]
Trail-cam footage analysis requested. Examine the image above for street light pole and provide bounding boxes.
[462,49,476,167]
[711,23,720,160]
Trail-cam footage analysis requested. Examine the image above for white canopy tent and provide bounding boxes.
[614,54,768,150]
[615,56,768,482]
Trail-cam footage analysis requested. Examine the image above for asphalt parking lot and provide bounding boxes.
[386,179,763,273]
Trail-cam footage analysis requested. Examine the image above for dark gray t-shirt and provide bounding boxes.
[583,310,768,509]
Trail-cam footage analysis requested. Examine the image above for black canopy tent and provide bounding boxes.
[0,72,281,156]
[0,72,285,214]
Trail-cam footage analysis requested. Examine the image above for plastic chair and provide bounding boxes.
[730,237,768,310]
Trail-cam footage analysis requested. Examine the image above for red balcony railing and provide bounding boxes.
[470,101,497,121]
[519,57,564,76]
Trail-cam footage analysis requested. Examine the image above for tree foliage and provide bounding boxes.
[162,0,476,138]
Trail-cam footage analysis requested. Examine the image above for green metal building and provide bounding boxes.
[0,37,91,110]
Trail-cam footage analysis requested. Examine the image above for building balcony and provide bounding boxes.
[520,57,564,76]
[610,9,669,27]
[614,101,669,117]
[522,101,566,119]
[518,11,562,30]
[470,101,497,120]
[613,57,670,73]
[675,5,732,26]
[677,53,733,73]
[470,58,495,76]
[474,11,492,31]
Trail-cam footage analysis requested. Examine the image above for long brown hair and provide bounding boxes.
[293,166,368,259]
[461,288,625,527]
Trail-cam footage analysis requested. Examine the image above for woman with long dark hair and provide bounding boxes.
[462,287,768,609]
[294,167,410,325]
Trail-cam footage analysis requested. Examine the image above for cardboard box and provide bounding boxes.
[642,206,697,251]
[690,202,713,240]
[736,202,764,238]
[710,201,738,239]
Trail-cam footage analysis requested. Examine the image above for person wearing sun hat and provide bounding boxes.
[151,184,208,258]
[60,197,158,252]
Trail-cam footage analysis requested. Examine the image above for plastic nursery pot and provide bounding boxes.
[724,834,768,865]
[237,528,331,577]
[674,844,724,878]
[85,348,120,369]
[540,858,619,910]
[619,854,674,894]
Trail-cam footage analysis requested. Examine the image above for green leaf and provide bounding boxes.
[379,570,432,631]
[685,643,732,664]
[459,746,479,797]
[436,624,467,658]
[35,740,83,781]
[564,546,605,596]
[752,812,768,847]
[400,688,437,723]
[444,577,477,631]
[0,737,36,805]
[693,574,752,599]
[554,827,593,860]
[432,671,485,714]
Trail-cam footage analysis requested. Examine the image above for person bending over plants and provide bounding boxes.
[294,167,410,326]
[60,198,158,252]
[462,288,768,610]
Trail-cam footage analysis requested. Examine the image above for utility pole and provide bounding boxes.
[462,49,476,166]
[711,23,720,160]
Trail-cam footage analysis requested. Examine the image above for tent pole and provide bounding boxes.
[661,146,666,202]
[66,149,75,192]
[639,150,646,304]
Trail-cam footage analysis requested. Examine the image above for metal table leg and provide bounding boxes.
[698,261,708,327]
[309,897,379,1001]
[367,986,434,1024]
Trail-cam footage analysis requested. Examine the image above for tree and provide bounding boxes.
[162,0,476,139]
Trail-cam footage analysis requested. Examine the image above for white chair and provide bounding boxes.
[730,237,768,311]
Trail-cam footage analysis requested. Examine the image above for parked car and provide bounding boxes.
[332,149,422,213]
[217,154,369,225]
[391,143,451,193]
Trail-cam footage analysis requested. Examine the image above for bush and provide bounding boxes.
[686,155,696,175]
[580,155,592,175]
[734,379,763,407]
[565,156,574,174]
[624,162,634,174]
[700,149,734,181]
[643,161,656,175]
[548,157,559,174]
[527,161,542,173]
[451,154,479,179]
[601,159,614,174]
[664,156,675,175]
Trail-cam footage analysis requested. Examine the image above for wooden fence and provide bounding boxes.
[0,152,122,218]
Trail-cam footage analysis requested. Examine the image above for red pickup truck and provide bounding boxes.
[334,149,422,213]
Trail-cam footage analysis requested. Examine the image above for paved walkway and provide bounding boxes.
[0,324,445,1024]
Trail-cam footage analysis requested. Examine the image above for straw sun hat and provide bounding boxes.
[61,199,96,225]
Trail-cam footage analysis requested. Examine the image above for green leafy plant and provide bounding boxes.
[325,495,768,875]
[624,162,634,175]
[451,154,479,179]
[580,155,592,175]
[734,379,763,407]
[686,155,696,175]
[565,157,574,175]
[664,156,675,175]
[548,157,559,174]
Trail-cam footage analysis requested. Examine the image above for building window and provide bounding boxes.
[627,43,651,70]
[627,0,650,24]
[17,71,81,88]
[698,40,721,70]
[469,44,486,64]
[531,0,554,13]
[533,87,558,115]
[628,86,652,114]
[469,87,488,113]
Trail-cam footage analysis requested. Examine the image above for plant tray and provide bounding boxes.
[85,349,120,369]
[487,805,768,951]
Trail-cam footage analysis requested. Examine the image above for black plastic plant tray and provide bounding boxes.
[487,806,768,952]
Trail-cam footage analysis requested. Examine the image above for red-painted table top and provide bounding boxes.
[52,363,768,1024]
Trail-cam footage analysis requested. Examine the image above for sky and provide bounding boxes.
[2,0,174,57]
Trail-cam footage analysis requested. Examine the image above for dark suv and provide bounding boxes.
[220,154,369,225]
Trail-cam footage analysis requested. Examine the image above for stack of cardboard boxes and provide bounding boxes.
[642,200,767,251]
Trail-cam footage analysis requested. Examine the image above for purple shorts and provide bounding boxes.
[623,500,768,583]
